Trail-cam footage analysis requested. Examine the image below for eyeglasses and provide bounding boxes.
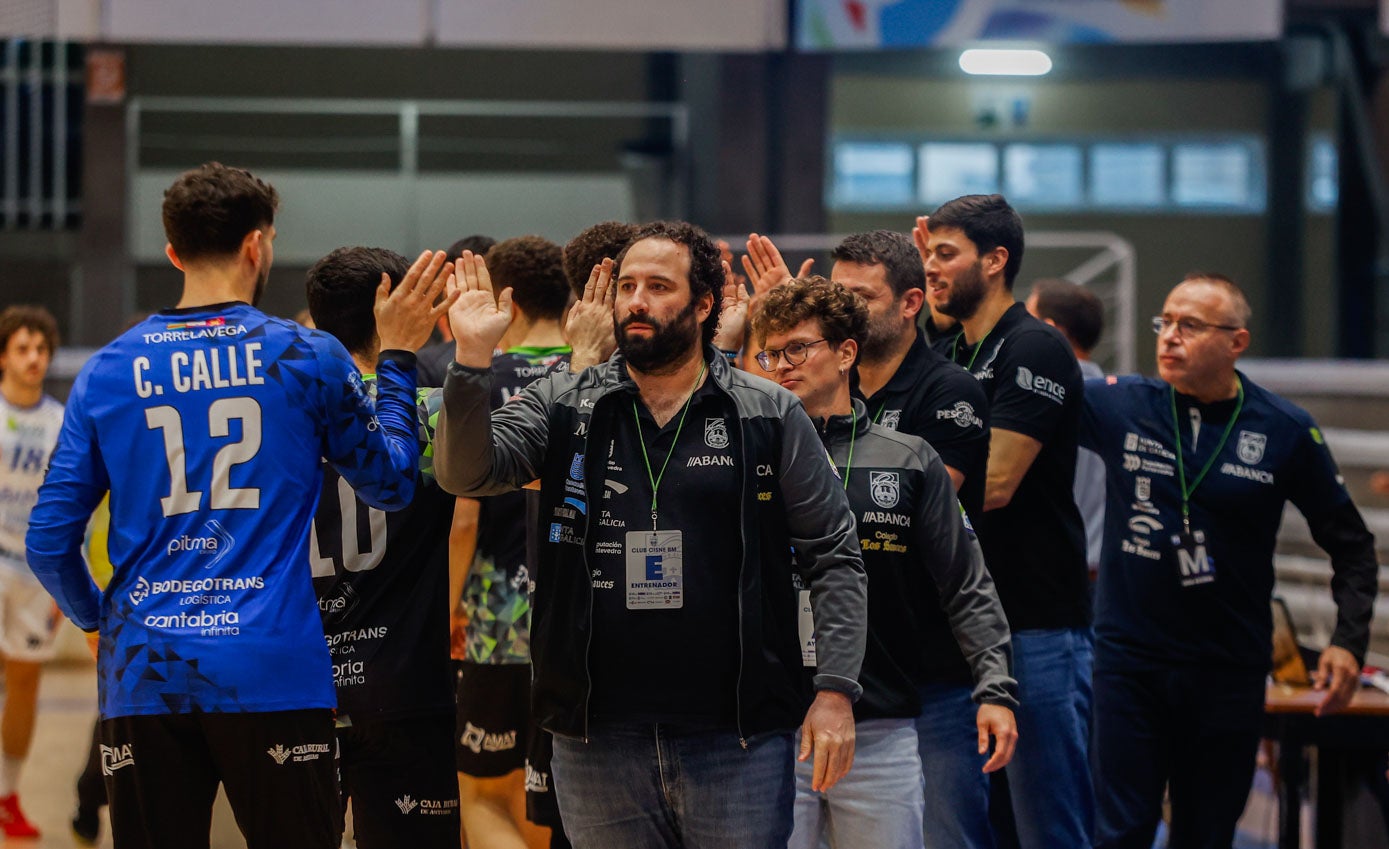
[755,339,828,371]
[1151,316,1243,337]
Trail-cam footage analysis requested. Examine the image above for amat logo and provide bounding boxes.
[100,744,134,776]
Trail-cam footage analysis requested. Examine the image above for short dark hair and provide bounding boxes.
[445,235,496,264]
[1029,279,1104,353]
[616,221,724,345]
[305,246,410,356]
[162,162,279,262]
[486,236,570,323]
[929,194,1025,289]
[751,275,869,356]
[0,305,59,379]
[830,230,925,298]
[563,221,638,297]
[1179,271,1251,327]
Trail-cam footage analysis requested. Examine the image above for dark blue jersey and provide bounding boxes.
[312,385,454,721]
[1081,372,1377,670]
[26,303,420,718]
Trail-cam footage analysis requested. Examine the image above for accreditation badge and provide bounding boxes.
[624,530,684,609]
[1170,528,1216,588]
[798,589,816,667]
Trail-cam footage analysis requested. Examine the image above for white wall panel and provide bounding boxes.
[106,0,427,45]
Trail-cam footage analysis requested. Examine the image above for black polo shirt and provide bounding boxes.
[587,376,743,724]
[949,302,1089,631]
[857,330,990,686]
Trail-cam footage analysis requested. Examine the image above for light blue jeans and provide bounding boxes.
[917,682,995,849]
[1006,628,1094,849]
[551,722,794,849]
[790,717,924,849]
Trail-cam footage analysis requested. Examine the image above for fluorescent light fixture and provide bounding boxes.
[959,48,1053,76]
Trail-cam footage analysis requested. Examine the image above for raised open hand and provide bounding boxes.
[375,249,458,353]
[566,258,618,372]
[447,250,514,369]
[741,233,814,297]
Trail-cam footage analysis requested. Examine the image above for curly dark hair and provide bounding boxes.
[162,162,279,262]
[0,305,59,379]
[486,235,570,322]
[751,275,868,355]
[929,193,1025,289]
[830,230,925,298]
[616,220,724,346]
[562,221,638,297]
[305,246,410,356]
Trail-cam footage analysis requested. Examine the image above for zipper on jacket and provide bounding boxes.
[734,407,748,750]
[579,398,606,745]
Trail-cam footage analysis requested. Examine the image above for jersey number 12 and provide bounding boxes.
[145,397,263,517]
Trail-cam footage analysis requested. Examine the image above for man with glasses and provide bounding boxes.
[917,196,1092,849]
[830,230,998,848]
[1082,273,1378,848]
[752,275,1017,849]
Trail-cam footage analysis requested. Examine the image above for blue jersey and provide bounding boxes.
[1081,372,1373,670]
[26,302,420,718]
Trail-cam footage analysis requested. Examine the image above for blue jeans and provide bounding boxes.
[550,722,794,849]
[916,682,995,849]
[1006,628,1093,849]
[790,717,923,849]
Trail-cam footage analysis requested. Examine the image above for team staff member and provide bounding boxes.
[753,276,1017,849]
[828,231,996,847]
[435,221,868,849]
[0,306,65,838]
[26,163,449,849]
[306,247,462,848]
[918,195,1092,849]
[1082,274,1377,849]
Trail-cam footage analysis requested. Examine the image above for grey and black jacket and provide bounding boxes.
[820,399,1017,717]
[436,346,868,741]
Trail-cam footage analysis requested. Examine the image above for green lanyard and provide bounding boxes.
[952,327,994,372]
[631,362,707,530]
[1168,378,1244,534]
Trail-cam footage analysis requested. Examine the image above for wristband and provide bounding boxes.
[719,349,739,363]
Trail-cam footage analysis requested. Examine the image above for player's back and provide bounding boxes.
[75,303,366,717]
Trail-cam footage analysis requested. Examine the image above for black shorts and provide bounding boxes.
[524,718,563,829]
[100,709,341,849]
[455,661,529,777]
[339,712,460,849]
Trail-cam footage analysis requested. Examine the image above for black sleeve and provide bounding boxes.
[1286,426,1379,663]
[987,331,1080,443]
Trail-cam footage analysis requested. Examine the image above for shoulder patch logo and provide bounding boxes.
[704,417,729,449]
[1236,431,1266,465]
[869,471,900,509]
